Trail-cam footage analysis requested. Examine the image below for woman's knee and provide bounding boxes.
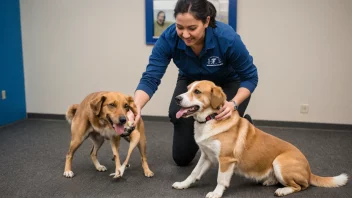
[173,151,197,166]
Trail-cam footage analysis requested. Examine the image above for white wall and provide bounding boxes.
[20,0,352,124]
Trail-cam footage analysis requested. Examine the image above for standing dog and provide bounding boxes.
[172,80,348,197]
[63,92,154,179]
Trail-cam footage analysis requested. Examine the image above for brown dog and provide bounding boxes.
[63,92,154,179]
[172,80,348,197]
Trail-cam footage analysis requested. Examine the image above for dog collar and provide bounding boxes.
[195,113,218,124]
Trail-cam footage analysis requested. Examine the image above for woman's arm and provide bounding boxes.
[133,90,150,125]
[231,87,251,107]
[216,33,258,120]
[133,27,174,124]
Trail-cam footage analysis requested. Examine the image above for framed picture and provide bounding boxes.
[145,0,237,45]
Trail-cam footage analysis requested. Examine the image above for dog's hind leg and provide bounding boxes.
[89,133,107,172]
[64,122,88,178]
[273,154,310,196]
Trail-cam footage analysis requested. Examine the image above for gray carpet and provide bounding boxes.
[0,119,351,198]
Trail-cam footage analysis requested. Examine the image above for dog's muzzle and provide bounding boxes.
[175,95,183,105]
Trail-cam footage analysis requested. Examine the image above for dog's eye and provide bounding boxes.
[194,89,201,94]
[124,104,129,109]
[108,103,116,107]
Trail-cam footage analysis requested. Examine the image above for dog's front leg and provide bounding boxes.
[121,130,140,170]
[172,152,212,189]
[206,157,236,198]
[109,137,123,178]
[137,128,154,177]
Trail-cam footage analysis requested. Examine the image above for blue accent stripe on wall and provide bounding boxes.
[0,0,27,126]
[229,0,237,32]
[145,0,158,45]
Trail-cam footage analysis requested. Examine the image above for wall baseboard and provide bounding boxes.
[27,113,352,131]
[28,113,65,120]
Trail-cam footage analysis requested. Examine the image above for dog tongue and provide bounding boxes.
[176,108,187,119]
[113,123,124,135]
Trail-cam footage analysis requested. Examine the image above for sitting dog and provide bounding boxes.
[63,92,154,179]
[172,80,348,197]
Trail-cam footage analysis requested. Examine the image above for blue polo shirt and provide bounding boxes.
[137,21,258,98]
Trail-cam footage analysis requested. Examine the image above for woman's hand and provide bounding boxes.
[132,90,150,127]
[215,101,235,121]
[133,104,142,127]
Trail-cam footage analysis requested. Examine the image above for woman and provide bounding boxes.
[133,0,258,166]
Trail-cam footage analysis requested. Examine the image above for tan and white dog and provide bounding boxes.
[63,92,154,179]
[172,80,348,197]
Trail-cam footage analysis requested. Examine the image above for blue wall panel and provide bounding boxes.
[0,0,27,126]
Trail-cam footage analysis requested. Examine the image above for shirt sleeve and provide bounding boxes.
[228,34,258,93]
[136,33,172,98]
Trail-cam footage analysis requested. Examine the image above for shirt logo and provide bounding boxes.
[207,56,223,67]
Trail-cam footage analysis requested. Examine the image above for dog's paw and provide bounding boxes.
[118,165,126,177]
[109,171,122,179]
[63,171,74,178]
[172,181,191,189]
[206,191,222,198]
[274,187,294,197]
[110,165,126,179]
[144,169,154,178]
[96,165,107,172]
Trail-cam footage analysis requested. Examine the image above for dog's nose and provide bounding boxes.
[175,95,183,105]
[119,116,126,124]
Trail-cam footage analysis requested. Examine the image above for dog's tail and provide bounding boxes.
[310,173,348,188]
[66,104,79,124]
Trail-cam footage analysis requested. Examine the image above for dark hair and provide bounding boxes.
[174,0,217,28]
[157,10,166,19]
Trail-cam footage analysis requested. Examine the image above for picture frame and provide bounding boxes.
[145,0,237,45]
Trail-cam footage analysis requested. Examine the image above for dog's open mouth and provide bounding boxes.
[176,105,200,119]
[107,115,124,135]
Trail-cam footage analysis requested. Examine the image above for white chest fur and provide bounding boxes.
[193,118,234,143]
[194,120,232,163]
[198,139,221,163]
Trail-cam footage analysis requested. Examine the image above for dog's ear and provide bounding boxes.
[90,96,106,116]
[126,96,137,115]
[210,86,226,109]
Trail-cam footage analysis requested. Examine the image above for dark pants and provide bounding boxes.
[168,76,250,166]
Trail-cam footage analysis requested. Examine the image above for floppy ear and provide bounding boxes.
[90,96,106,116]
[126,96,137,115]
[210,86,226,109]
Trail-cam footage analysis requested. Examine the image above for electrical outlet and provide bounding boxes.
[1,90,6,100]
[300,104,309,114]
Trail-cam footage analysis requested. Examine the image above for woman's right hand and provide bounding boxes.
[133,104,142,127]
[133,90,150,127]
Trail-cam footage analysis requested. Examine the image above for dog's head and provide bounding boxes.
[90,92,137,135]
[175,80,226,119]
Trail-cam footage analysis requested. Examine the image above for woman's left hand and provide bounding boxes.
[215,101,235,121]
